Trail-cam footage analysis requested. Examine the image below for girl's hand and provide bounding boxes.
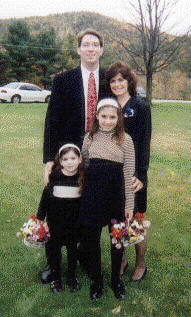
[37,219,44,225]
[44,161,54,185]
[125,210,133,220]
[131,176,143,193]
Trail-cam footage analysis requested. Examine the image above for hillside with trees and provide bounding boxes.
[0,11,190,100]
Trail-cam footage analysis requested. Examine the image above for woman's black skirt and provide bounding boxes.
[79,159,125,228]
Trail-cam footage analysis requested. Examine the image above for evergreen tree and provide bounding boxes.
[4,21,32,81]
[31,27,59,88]
[55,32,79,72]
[0,52,9,85]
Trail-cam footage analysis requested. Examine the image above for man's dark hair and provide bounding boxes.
[77,28,104,47]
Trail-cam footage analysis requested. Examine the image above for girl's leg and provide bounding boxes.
[81,225,103,299]
[47,235,63,293]
[40,241,52,284]
[111,243,126,299]
[81,225,102,282]
[111,243,124,283]
[65,241,78,280]
[65,240,81,292]
[120,249,128,276]
[48,236,62,279]
[78,228,91,276]
[90,227,104,300]
[132,237,147,281]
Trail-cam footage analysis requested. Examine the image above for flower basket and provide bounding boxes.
[110,213,151,249]
[17,215,50,249]
[23,238,46,249]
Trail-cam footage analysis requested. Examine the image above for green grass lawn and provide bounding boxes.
[0,101,191,317]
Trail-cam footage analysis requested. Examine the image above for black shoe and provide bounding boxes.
[50,279,63,293]
[41,265,52,284]
[111,280,126,299]
[90,281,104,300]
[66,277,81,293]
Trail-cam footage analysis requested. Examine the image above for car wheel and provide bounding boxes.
[45,95,50,103]
[11,95,21,103]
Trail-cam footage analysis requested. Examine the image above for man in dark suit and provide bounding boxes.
[41,29,106,292]
[43,28,105,184]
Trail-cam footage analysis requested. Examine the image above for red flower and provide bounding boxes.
[38,226,46,239]
[135,213,145,222]
[30,215,36,220]
[111,228,123,239]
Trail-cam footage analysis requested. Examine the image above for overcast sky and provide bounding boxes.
[0,0,190,35]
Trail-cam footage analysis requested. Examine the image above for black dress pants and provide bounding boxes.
[45,233,78,280]
[80,225,124,284]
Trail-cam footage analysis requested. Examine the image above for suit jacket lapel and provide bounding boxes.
[98,68,106,99]
[73,67,85,135]
[74,67,85,105]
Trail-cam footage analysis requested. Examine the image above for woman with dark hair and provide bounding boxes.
[106,61,152,282]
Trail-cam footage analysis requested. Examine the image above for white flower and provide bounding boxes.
[113,224,120,229]
[132,220,139,227]
[24,228,33,235]
[112,238,117,244]
[143,220,151,228]
[16,232,21,238]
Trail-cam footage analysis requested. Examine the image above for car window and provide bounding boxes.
[30,85,41,91]
[19,85,30,90]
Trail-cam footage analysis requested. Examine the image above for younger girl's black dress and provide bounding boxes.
[37,169,81,278]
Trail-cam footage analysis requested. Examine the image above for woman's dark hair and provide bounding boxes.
[106,61,138,97]
[88,103,125,145]
[54,146,84,192]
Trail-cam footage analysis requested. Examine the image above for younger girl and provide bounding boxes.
[37,144,83,294]
[79,98,135,300]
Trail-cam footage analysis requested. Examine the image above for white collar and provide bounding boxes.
[81,64,99,77]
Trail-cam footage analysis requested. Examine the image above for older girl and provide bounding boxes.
[79,98,135,300]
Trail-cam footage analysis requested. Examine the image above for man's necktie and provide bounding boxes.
[87,72,97,132]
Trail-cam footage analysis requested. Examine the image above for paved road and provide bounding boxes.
[152,99,191,103]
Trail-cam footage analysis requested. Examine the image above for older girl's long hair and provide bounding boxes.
[88,103,125,145]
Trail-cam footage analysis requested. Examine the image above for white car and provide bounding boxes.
[0,82,51,103]
[137,86,146,99]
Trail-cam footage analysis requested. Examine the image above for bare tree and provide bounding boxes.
[116,0,189,104]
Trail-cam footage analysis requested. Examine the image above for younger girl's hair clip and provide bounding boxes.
[59,144,81,156]
[97,98,119,111]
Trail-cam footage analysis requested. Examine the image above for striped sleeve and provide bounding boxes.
[122,134,135,219]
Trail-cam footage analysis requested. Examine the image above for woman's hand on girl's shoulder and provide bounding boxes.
[131,176,143,193]
[44,161,54,185]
